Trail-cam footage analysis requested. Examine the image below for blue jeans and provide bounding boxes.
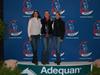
[53,37,62,62]
[42,35,52,63]
[31,35,40,62]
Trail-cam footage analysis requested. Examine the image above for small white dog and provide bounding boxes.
[4,59,18,70]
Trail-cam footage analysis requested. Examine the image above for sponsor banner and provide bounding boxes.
[3,0,100,61]
[18,63,91,75]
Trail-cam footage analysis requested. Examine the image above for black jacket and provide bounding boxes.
[53,18,65,39]
[41,18,53,35]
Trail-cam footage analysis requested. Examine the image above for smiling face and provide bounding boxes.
[34,12,39,18]
[44,11,50,20]
[56,12,61,19]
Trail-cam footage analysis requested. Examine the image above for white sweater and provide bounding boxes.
[28,17,42,37]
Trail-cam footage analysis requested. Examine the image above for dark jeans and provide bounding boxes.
[53,37,62,63]
[42,35,52,63]
[30,35,40,62]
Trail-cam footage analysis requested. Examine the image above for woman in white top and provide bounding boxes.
[28,11,42,65]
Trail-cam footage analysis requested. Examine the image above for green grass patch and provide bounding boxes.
[89,66,100,75]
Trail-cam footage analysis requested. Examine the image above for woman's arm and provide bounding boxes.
[61,21,65,39]
[28,19,31,38]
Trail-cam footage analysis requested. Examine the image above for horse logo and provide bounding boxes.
[66,20,79,37]
[51,0,65,15]
[8,20,22,36]
[93,20,100,37]
[80,41,92,57]
[23,41,33,57]
[23,0,33,15]
[80,0,93,15]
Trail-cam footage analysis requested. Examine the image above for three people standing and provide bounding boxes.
[28,11,65,65]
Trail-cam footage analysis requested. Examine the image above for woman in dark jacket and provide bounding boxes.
[41,11,53,65]
[53,12,65,65]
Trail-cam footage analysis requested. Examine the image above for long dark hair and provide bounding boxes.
[56,11,61,16]
[31,10,41,19]
[44,10,51,21]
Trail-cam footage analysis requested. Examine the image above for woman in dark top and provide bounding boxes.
[41,11,53,65]
[53,12,65,65]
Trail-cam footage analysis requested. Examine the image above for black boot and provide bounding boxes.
[32,60,38,65]
[55,50,61,65]
[32,50,38,65]
[41,50,48,65]
[41,61,46,65]
[54,61,61,65]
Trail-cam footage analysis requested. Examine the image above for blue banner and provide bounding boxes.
[4,0,100,61]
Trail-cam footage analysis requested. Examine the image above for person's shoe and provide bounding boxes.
[32,61,38,65]
[54,61,61,65]
[42,61,49,65]
[41,61,46,65]
[46,62,49,64]
[57,62,60,65]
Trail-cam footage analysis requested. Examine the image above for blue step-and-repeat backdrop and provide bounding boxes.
[3,0,100,61]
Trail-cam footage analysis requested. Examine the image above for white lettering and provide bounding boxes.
[40,67,47,74]
[40,66,82,75]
